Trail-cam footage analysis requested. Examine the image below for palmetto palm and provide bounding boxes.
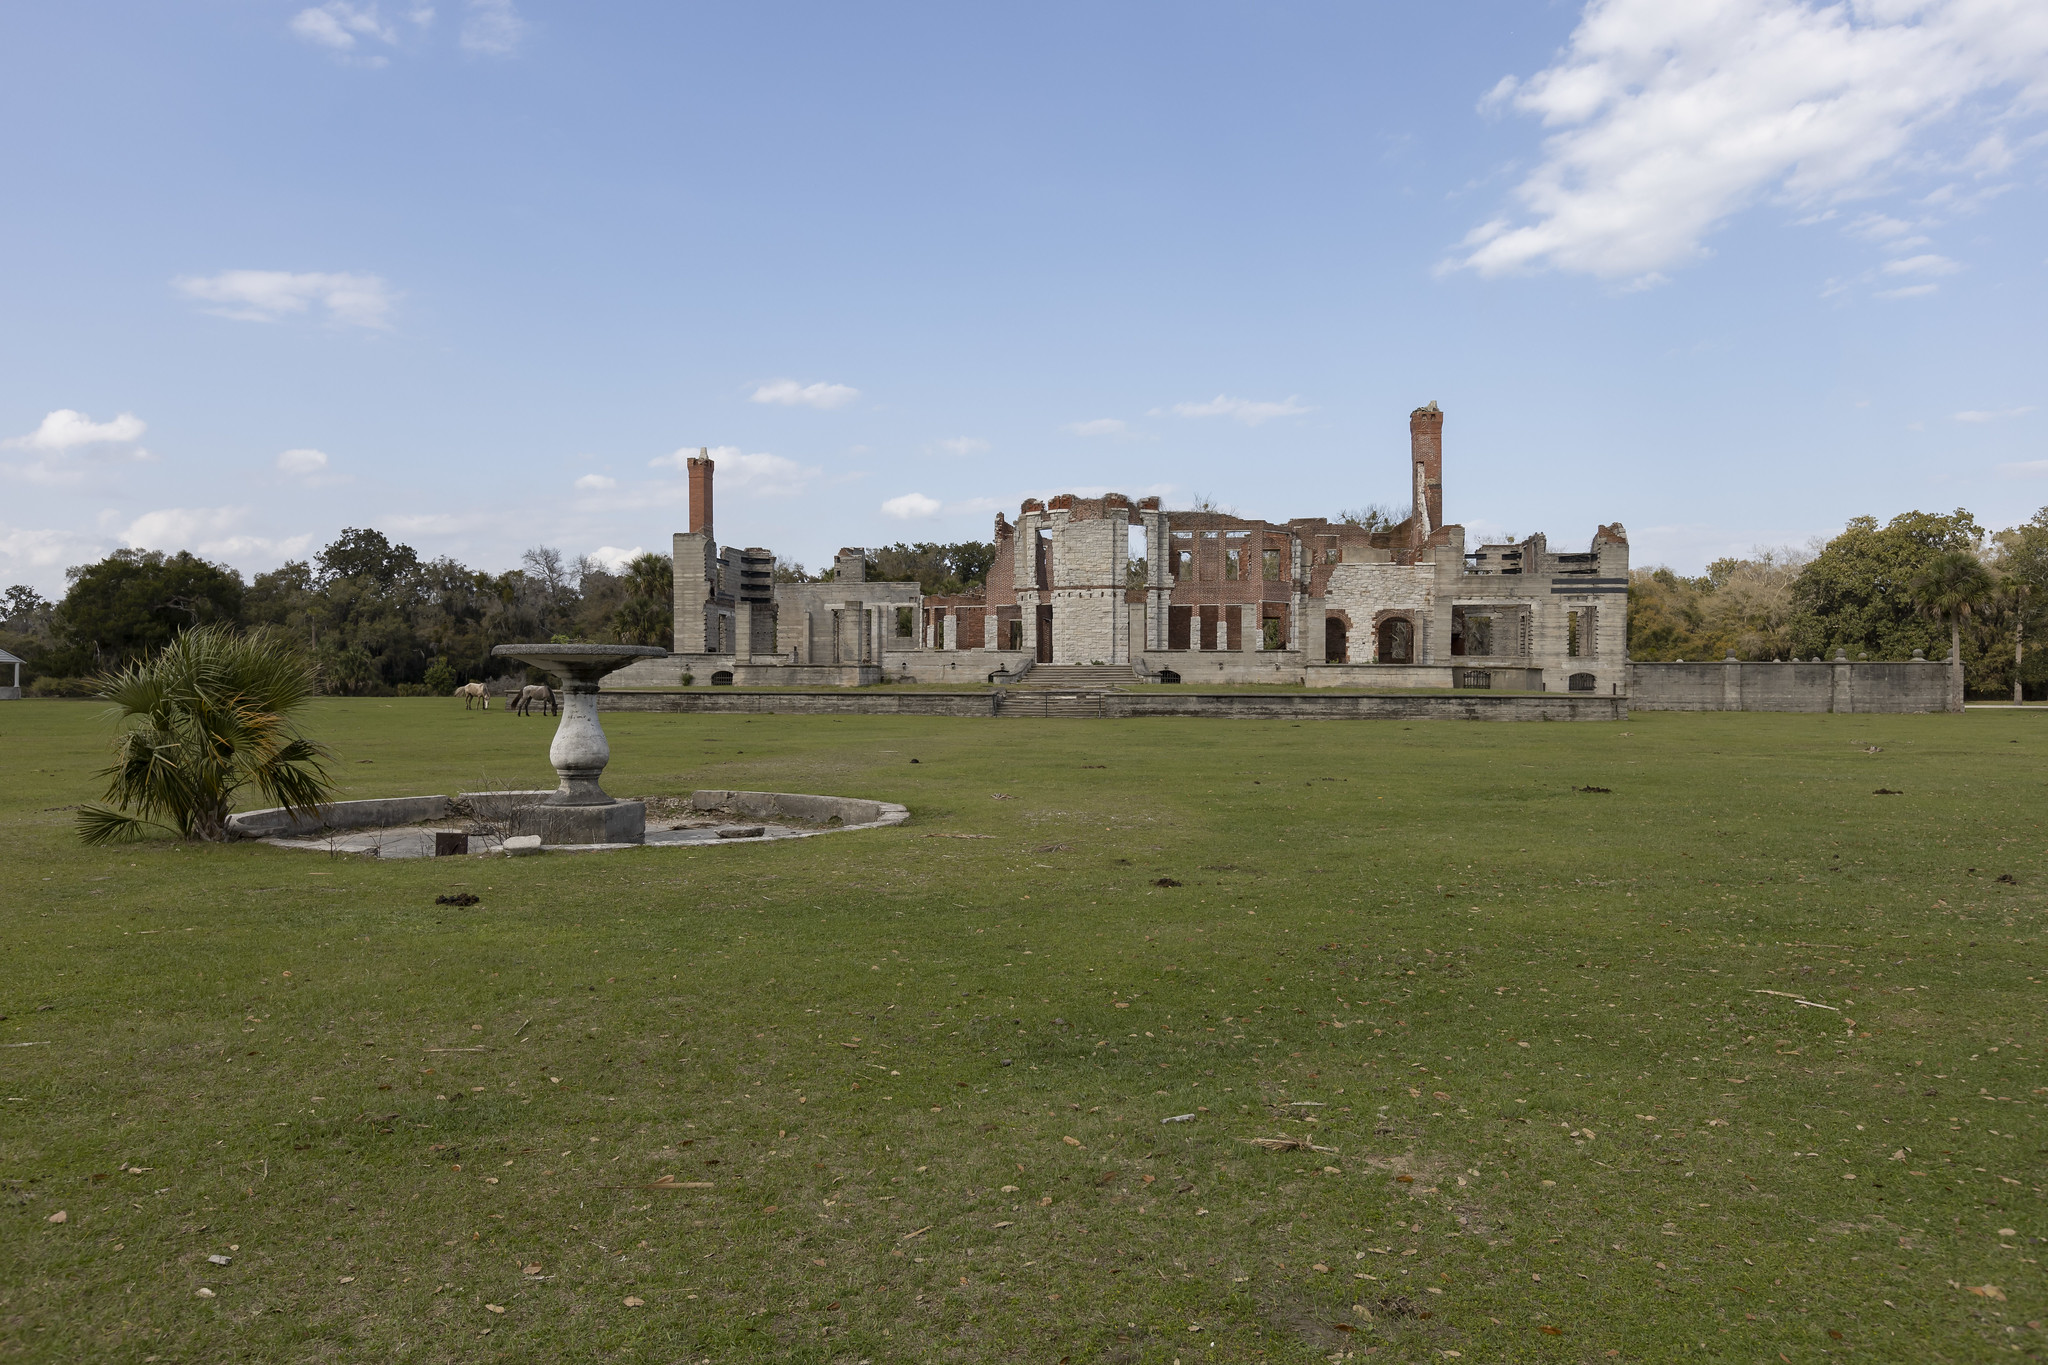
[1908,551,1993,706]
[76,625,336,845]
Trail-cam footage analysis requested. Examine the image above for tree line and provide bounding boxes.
[0,534,1001,697]
[0,529,677,697]
[1627,507,2048,698]
[15,511,2036,698]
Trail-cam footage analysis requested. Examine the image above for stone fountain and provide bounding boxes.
[490,643,669,844]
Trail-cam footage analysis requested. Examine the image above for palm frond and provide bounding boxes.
[75,804,171,846]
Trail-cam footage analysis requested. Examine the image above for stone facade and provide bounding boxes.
[605,408,1634,695]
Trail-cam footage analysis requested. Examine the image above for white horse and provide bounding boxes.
[511,683,556,716]
[454,681,490,710]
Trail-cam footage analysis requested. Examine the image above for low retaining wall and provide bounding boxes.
[226,794,453,838]
[599,690,1624,721]
[1103,692,1620,721]
[1626,660,1953,713]
[458,790,556,820]
[691,789,905,828]
[603,690,999,717]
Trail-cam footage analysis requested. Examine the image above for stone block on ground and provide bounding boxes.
[507,800,646,846]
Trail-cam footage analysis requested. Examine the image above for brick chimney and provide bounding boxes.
[1409,402,1443,539]
[687,448,714,536]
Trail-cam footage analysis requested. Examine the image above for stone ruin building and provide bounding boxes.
[603,404,1629,694]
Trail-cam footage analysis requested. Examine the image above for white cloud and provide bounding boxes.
[574,473,617,491]
[934,436,989,455]
[276,447,329,475]
[1452,0,2048,280]
[119,506,249,549]
[650,444,819,496]
[1999,460,2048,476]
[1881,253,1961,276]
[6,408,147,451]
[881,492,943,520]
[1875,283,1940,298]
[0,525,105,574]
[585,545,644,571]
[290,2,394,51]
[173,270,396,328]
[1955,406,2036,422]
[2,409,152,485]
[749,378,860,410]
[1163,394,1312,425]
[460,0,525,55]
[385,512,473,535]
[109,506,313,562]
[1064,418,1129,437]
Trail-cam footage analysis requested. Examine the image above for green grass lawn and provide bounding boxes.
[2,699,2043,1363]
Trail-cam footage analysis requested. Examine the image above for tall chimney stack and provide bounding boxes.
[1408,402,1443,541]
[687,448,714,536]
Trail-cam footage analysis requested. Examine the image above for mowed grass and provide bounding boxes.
[2,700,2043,1365]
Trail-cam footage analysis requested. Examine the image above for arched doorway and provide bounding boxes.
[1324,617,1347,663]
[1567,671,1595,692]
[1376,616,1413,664]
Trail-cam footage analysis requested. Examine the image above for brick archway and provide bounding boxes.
[1323,610,1352,663]
[1373,611,1415,664]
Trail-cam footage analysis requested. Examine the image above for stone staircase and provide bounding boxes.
[994,689,1106,718]
[1009,664,1132,690]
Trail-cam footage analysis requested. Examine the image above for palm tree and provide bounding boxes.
[1984,579,2034,704]
[1909,551,1993,710]
[77,625,336,844]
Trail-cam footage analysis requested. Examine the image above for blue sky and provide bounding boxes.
[3,0,2045,594]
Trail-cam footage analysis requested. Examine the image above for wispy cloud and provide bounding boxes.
[881,492,942,520]
[289,2,432,63]
[1874,283,1940,300]
[114,505,311,562]
[1451,0,2048,282]
[1955,406,2035,423]
[749,378,860,410]
[1160,395,1311,425]
[386,512,475,535]
[0,524,106,575]
[1064,418,1128,437]
[1998,460,2048,477]
[650,444,820,496]
[933,436,989,455]
[174,270,396,328]
[1881,254,1961,277]
[290,2,395,51]
[460,0,525,55]
[574,473,617,491]
[276,447,329,475]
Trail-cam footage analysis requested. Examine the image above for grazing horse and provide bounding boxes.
[511,683,557,716]
[454,682,490,710]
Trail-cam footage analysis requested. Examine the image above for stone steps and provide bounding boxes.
[1011,664,1131,689]
[994,691,1106,718]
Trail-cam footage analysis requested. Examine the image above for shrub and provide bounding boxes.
[76,626,336,844]
[27,676,98,698]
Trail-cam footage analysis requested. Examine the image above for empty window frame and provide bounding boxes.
[1262,547,1282,581]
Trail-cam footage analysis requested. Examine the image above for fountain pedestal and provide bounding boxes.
[490,643,669,844]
